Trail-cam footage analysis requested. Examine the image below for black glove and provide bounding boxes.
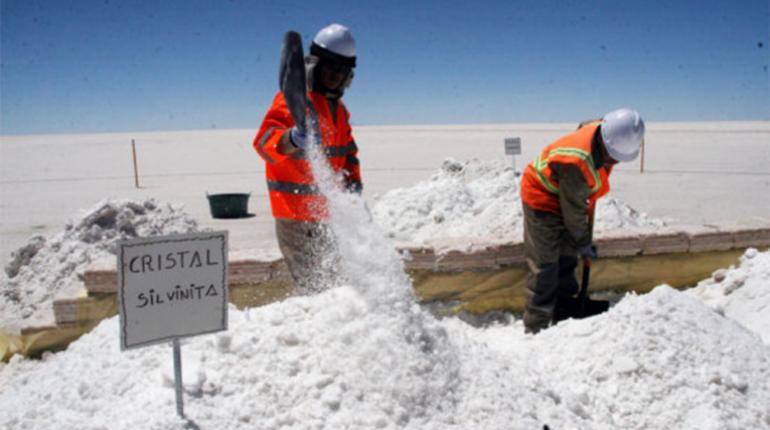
[578,243,597,260]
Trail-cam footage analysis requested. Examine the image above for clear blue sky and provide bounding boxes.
[1,0,768,135]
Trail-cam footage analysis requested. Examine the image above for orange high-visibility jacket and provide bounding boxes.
[520,123,611,216]
[253,91,361,221]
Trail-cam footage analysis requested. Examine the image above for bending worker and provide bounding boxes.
[519,108,645,334]
[253,23,361,290]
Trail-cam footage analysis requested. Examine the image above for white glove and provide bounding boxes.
[290,127,306,149]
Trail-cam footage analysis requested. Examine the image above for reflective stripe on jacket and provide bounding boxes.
[253,91,361,221]
[520,123,611,216]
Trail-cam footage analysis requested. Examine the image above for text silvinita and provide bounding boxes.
[136,284,219,308]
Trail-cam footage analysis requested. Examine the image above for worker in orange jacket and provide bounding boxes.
[253,23,360,290]
[519,108,645,333]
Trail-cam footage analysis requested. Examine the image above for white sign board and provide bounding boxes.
[118,231,228,350]
[504,137,522,155]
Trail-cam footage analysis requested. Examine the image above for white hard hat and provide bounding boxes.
[600,108,645,162]
[310,23,356,67]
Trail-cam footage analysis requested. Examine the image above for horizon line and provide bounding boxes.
[3,118,770,139]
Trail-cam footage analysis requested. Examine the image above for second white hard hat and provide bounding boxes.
[311,23,356,67]
[600,108,645,162]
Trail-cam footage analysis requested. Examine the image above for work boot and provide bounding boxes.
[523,308,552,334]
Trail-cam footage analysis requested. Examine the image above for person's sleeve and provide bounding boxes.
[340,106,362,194]
[554,164,593,247]
[253,92,294,165]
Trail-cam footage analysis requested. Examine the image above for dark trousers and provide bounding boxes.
[522,204,580,318]
[274,218,339,292]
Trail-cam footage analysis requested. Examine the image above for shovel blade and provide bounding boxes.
[553,296,610,322]
[278,31,308,134]
[578,297,610,318]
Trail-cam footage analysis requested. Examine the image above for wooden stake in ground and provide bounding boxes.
[131,139,140,188]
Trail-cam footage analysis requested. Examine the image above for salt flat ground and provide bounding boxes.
[1,121,768,268]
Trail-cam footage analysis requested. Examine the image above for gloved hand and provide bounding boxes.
[290,127,306,149]
[578,243,597,260]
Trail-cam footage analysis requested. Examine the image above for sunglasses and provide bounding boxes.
[323,62,352,75]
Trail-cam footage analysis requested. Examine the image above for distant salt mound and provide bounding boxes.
[0,199,199,332]
[1,284,768,429]
[372,158,523,245]
[372,158,666,246]
[593,195,667,231]
[688,248,770,344]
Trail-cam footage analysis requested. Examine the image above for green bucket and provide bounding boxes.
[206,193,251,219]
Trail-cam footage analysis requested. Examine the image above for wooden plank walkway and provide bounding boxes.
[4,218,768,360]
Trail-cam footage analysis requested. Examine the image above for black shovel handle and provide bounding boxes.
[578,253,591,316]
[578,207,596,312]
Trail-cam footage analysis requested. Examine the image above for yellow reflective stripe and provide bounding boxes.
[548,148,602,193]
[258,127,279,164]
[549,147,590,159]
[532,148,602,194]
[532,156,559,193]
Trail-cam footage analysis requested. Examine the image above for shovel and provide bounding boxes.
[576,207,610,317]
[553,207,610,321]
[279,31,308,135]
[575,255,609,318]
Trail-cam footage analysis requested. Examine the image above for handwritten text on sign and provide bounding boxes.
[118,232,228,350]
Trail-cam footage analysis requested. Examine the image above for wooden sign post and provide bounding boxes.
[131,139,140,188]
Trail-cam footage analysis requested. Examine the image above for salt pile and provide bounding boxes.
[524,286,770,429]
[372,158,524,245]
[371,158,667,246]
[1,281,768,429]
[688,248,770,344]
[0,199,199,332]
[445,283,770,429]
